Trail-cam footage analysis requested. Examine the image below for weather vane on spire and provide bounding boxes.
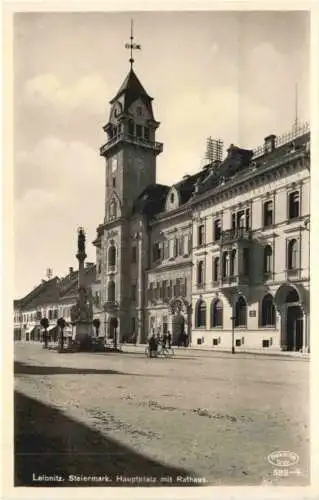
[125,19,141,69]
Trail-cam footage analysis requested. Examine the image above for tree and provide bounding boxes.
[40,317,49,348]
[57,317,66,352]
[92,318,101,337]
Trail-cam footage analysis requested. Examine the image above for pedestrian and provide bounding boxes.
[167,331,172,348]
[148,333,157,357]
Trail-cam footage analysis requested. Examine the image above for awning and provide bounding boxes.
[25,326,35,334]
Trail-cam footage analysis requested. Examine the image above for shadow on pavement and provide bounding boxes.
[14,391,201,487]
[14,361,129,376]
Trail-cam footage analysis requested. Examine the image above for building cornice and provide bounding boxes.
[191,150,309,211]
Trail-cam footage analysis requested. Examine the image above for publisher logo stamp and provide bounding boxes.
[267,451,299,468]
[267,451,301,478]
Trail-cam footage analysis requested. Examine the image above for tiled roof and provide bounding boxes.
[133,184,170,217]
[14,265,97,310]
[22,278,60,310]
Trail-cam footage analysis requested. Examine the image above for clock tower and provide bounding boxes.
[95,24,163,342]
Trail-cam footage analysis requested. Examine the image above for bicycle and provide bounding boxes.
[145,345,175,358]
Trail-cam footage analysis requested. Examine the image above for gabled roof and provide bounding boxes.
[173,170,207,204]
[110,69,154,118]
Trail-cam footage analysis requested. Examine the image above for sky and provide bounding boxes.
[14,10,310,298]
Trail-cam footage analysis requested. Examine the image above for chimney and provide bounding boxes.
[264,134,276,154]
[69,267,73,274]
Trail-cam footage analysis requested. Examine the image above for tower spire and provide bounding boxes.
[125,19,141,69]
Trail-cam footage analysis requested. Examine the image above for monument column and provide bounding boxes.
[71,227,94,345]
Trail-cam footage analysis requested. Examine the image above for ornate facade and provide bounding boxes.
[93,62,310,352]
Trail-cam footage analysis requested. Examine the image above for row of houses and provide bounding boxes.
[14,263,99,342]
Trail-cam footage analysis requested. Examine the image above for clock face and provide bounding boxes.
[111,156,118,173]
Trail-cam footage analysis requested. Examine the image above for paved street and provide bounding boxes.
[14,343,309,487]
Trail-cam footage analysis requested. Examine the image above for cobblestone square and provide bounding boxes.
[14,343,309,487]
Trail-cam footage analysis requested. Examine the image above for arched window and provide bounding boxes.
[235,296,247,327]
[211,299,223,327]
[261,294,276,327]
[110,200,117,220]
[108,245,116,268]
[264,245,273,273]
[288,239,298,269]
[107,280,115,302]
[222,252,229,278]
[195,300,206,328]
[213,257,220,282]
[230,249,236,276]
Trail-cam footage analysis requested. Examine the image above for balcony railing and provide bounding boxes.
[219,228,252,245]
[196,282,205,290]
[100,132,163,156]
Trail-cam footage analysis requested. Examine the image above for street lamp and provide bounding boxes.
[230,315,236,354]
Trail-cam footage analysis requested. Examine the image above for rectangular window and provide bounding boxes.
[174,238,178,258]
[155,283,161,300]
[245,209,250,230]
[243,248,250,276]
[144,127,150,141]
[214,219,221,241]
[163,240,169,259]
[162,280,168,300]
[237,210,245,228]
[198,224,205,246]
[128,119,134,136]
[197,261,204,286]
[178,237,184,256]
[148,284,153,302]
[263,200,273,227]
[152,242,161,262]
[136,124,142,138]
[131,284,137,301]
[175,278,181,297]
[231,213,236,229]
[132,245,137,263]
[288,191,300,219]
[180,278,187,297]
[112,176,116,188]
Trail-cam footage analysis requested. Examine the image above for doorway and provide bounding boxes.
[286,305,303,351]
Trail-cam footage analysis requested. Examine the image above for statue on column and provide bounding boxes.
[78,228,85,253]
